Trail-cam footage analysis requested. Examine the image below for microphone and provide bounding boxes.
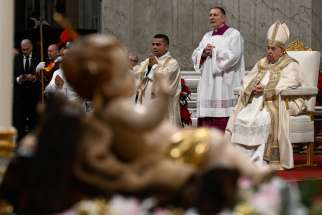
[54,56,63,63]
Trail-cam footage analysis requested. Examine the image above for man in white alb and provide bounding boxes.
[226,21,306,170]
[192,6,245,132]
[135,34,181,125]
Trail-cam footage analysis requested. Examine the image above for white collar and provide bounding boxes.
[24,53,32,59]
[156,51,170,61]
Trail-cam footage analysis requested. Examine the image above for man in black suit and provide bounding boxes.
[13,39,40,141]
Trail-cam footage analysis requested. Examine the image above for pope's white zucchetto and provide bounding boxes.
[267,20,290,48]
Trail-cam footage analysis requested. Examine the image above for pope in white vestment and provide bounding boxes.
[135,34,181,125]
[192,6,245,131]
[226,21,306,170]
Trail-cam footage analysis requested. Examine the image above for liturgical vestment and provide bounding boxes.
[135,52,181,125]
[192,27,245,120]
[226,54,305,169]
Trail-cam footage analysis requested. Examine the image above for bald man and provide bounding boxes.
[36,44,60,85]
[13,39,40,141]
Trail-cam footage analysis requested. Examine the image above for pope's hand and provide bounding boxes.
[254,84,264,95]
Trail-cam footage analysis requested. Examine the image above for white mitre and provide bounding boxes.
[267,20,290,48]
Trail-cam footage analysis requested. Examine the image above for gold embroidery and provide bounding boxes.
[240,54,296,107]
[136,56,173,104]
[262,55,296,164]
[241,59,266,106]
[263,98,280,163]
[241,54,297,164]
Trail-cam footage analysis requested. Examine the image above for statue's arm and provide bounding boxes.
[103,95,169,131]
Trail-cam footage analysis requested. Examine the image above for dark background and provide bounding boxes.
[15,0,100,58]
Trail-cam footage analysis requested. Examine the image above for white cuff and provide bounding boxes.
[16,76,21,84]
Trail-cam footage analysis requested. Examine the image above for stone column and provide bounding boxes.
[0,0,14,128]
[312,0,322,58]
[0,0,15,181]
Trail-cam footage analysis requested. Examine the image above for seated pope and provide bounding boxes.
[225,21,306,170]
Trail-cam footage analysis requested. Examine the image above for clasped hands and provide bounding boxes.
[54,75,65,89]
[18,74,36,83]
[148,53,158,66]
[147,53,170,96]
[253,84,264,95]
[202,43,214,59]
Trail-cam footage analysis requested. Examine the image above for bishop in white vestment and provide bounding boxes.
[226,21,306,170]
[192,6,245,131]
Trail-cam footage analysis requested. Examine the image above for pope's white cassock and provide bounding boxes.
[226,21,306,169]
[135,52,181,125]
[192,26,245,126]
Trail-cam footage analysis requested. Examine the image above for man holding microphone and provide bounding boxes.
[135,34,181,125]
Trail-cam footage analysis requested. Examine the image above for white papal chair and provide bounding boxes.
[283,50,321,166]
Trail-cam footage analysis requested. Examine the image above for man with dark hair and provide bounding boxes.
[153,34,170,45]
[192,6,245,131]
[135,34,181,125]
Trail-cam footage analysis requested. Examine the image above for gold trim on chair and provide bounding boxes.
[308,111,315,121]
[307,142,314,166]
[284,97,289,110]
[294,142,316,168]
[286,40,312,51]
